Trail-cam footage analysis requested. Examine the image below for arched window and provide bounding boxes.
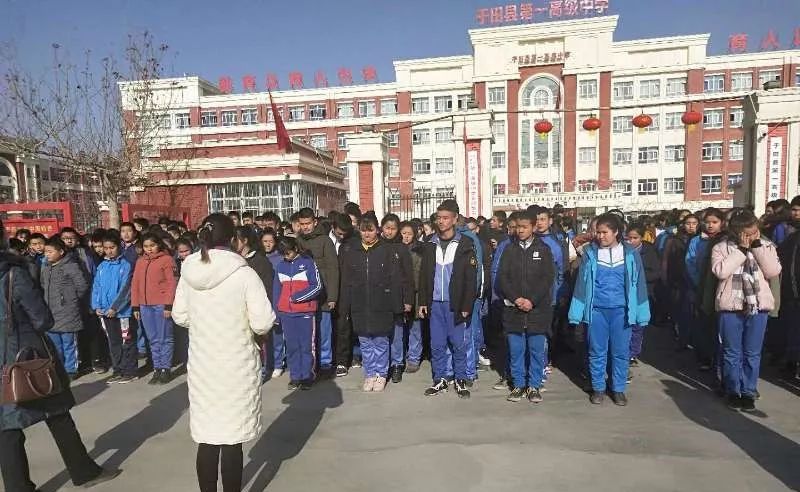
[519,76,562,172]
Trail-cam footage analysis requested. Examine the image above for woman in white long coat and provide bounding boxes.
[172,213,276,492]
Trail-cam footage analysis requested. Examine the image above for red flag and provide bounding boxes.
[268,89,291,152]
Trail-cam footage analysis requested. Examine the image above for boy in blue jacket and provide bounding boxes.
[92,236,137,384]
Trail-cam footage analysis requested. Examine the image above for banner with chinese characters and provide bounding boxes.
[3,218,60,237]
[466,144,481,218]
[476,0,610,26]
[767,137,783,201]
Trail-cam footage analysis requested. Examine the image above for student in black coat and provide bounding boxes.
[498,210,556,403]
[339,216,408,392]
[626,223,661,363]
[235,227,275,304]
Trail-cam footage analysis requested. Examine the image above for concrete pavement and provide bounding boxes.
[15,325,800,492]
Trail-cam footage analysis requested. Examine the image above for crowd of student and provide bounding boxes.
[5,194,800,413]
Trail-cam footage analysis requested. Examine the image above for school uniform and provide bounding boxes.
[569,242,650,394]
[418,231,478,383]
[131,251,178,371]
[273,254,322,382]
[498,237,555,390]
[92,256,137,377]
[266,251,286,371]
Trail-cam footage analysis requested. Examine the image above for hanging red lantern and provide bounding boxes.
[534,119,553,136]
[632,113,653,130]
[582,115,602,132]
[681,110,702,129]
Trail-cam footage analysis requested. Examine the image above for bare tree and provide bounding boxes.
[0,31,191,229]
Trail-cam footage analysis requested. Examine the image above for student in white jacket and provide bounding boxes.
[172,213,276,492]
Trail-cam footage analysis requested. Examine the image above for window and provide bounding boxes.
[702,142,723,161]
[337,102,354,119]
[703,109,724,129]
[434,95,453,113]
[701,174,722,194]
[796,69,800,86]
[578,147,597,165]
[153,113,171,130]
[551,182,562,193]
[175,113,191,129]
[435,157,454,174]
[412,159,431,174]
[287,105,305,122]
[664,177,684,194]
[612,180,632,196]
[613,148,632,165]
[643,114,660,132]
[758,69,781,87]
[309,134,327,150]
[613,81,634,101]
[579,80,598,99]
[729,107,744,128]
[532,89,551,107]
[434,127,452,143]
[520,77,562,169]
[704,74,725,93]
[337,133,350,150]
[731,72,753,91]
[493,183,507,195]
[412,129,430,145]
[665,112,683,130]
[639,79,661,99]
[220,110,237,127]
[729,140,744,160]
[666,77,687,96]
[665,145,685,162]
[492,120,505,139]
[389,158,400,177]
[491,152,506,169]
[200,110,218,127]
[530,183,548,194]
[638,146,659,164]
[208,181,316,220]
[380,98,397,115]
[267,108,283,122]
[578,180,597,192]
[241,108,258,125]
[728,173,743,188]
[637,178,658,196]
[358,100,376,117]
[613,116,632,133]
[309,104,326,120]
[488,87,506,105]
[387,131,399,147]
[411,97,429,114]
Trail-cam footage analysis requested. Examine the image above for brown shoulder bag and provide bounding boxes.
[1,269,63,404]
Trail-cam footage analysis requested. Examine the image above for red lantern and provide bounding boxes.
[632,113,653,130]
[534,119,553,136]
[681,110,702,128]
[582,115,602,132]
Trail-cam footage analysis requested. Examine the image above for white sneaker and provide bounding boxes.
[478,354,492,366]
[362,376,375,392]
[271,368,284,378]
[373,376,387,392]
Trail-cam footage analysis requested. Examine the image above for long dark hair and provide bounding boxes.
[727,208,759,241]
[235,226,261,253]
[198,213,236,263]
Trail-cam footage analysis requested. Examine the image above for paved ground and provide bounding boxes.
[15,325,800,492]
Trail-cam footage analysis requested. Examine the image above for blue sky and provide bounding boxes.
[3,0,799,90]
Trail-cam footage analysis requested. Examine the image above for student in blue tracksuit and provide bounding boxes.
[418,200,478,399]
[261,228,285,379]
[91,235,137,383]
[568,213,650,406]
[456,219,490,383]
[273,237,322,390]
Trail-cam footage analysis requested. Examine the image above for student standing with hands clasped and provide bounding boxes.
[711,209,781,412]
[498,210,556,403]
[131,233,178,385]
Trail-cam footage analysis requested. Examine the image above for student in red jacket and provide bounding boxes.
[132,233,178,384]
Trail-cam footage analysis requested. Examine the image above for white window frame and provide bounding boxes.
[337,133,351,150]
[412,129,430,145]
[665,145,685,163]
[703,109,724,129]
[380,98,397,115]
[613,81,634,101]
[758,70,781,87]
[488,87,506,105]
[578,147,597,165]
[411,97,430,114]
[337,102,354,119]
[612,116,633,133]
[704,74,725,93]
[731,72,753,91]
[612,148,632,165]
[492,120,506,139]
[309,104,326,120]
[435,157,454,174]
[578,80,598,99]
[434,95,453,113]
[220,110,237,127]
[639,79,661,99]
[701,174,722,194]
[729,140,744,161]
[666,77,687,96]
[412,159,431,175]
[729,107,744,128]
[551,182,562,193]
[638,146,659,164]
[175,112,191,129]
[491,152,506,169]
[287,105,305,122]
[727,173,743,188]
[357,100,376,118]
[493,183,506,195]
[577,180,597,192]
[309,134,327,150]
[200,110,217,127]
[613,180,632,196]
[387,131,399,147]
[241,108,258,125]
[643,114,660,132]
[665,112,683,130]
[434,127,452,143]
[637,178,658,196]
[388,158,400,178]
[664,177,685,194]
[702,142,723,161]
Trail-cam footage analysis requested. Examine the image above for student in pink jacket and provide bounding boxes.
[711,209,782,412]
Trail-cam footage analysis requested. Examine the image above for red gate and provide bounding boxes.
[0,202,73,236]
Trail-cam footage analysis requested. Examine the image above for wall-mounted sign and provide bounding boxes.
[513,52,571,66]
[768,137,783,201]
[476,1,610,26]
[728,28,800,53]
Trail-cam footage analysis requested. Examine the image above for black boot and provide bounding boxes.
[390,365,403,383]
[148,369,162,385]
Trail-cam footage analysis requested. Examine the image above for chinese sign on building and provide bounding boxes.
[476,0,610,26]
[466,146,481,218]
[513,52,571,66]
[768,137,783,201]
[728,28,800,53]
[216,66,379,94]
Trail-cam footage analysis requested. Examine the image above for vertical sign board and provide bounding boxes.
[466,143,481,218]
[768,137,782,201]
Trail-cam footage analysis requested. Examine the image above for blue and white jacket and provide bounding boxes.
[91,256,133,318]
[568,242,650,327]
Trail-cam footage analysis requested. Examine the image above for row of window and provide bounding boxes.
[492,182,564,195]
[409,158,455,175]
[610,78,688,101]
[703,69,787,93]
[490,174,741,197]
[609,108,744,133]
[412,94,473,114]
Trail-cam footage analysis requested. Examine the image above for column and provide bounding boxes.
[372,161,385,218]
[345,131,389,214]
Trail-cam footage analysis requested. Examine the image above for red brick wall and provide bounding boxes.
[563,74,577,192]
[358,162,374,211]
[506,79,520,194]
[131,184,209,228]
[684,69,705,201]
[597,72,612,190]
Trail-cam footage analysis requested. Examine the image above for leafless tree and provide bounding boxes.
[0,31,192,228]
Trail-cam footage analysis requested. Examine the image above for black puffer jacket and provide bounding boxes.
[0,254,74,430]
[298,224,339,311]
[498,238,556,335]
[40,254,90,332]
[338,239,405,337]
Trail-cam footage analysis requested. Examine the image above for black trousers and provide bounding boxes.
[335,311,355,366]
[197,442,243,492]
[0,412,101,491]
[101,317,138,377]
[78,314,109,370]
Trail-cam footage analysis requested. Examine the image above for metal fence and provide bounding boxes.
[387,192,456,221]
